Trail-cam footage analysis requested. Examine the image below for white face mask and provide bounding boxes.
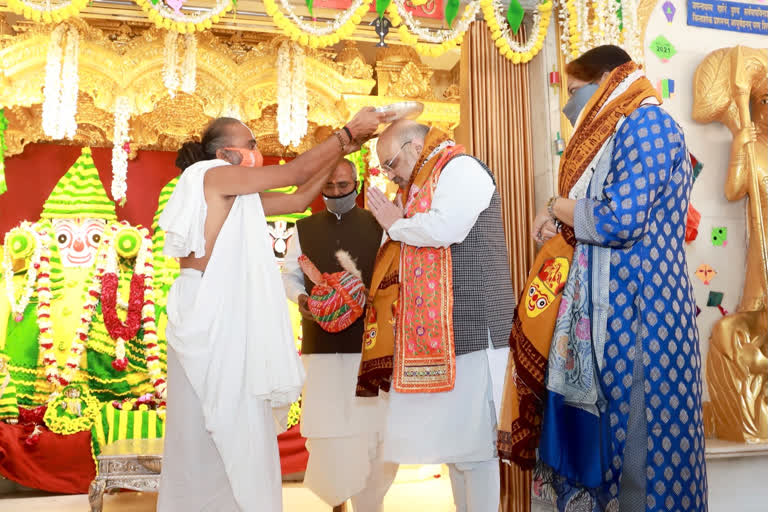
[322,188,358,216]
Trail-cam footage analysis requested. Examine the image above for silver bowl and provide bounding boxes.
[375,102,424,121]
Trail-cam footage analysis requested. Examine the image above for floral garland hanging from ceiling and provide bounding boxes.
[556,0,642,62]
[136,0,235,33]
[276,41,309,148]
[42,24,80,140]
[385,0,480,57]
[263,0,373,49]
[480,0,552,63]
[7,0,89,23]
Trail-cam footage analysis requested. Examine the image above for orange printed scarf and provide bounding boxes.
[498,61,661,469]
[357,129,463,395]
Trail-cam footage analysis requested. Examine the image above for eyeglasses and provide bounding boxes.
[380,141,411,175]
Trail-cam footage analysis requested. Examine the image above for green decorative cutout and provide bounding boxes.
[649,35,677,61]
[506,0,524,35]
[376,0,391,19]
[706,291,723,307]
[445,0,460,27]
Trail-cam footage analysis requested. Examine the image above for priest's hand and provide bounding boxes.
[298,294,314,322]
[368,187,404,231]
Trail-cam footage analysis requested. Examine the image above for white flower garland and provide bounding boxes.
[138,0,233,31]
[620,0,643,63]
[180,34,197,94]
[162,31,180,97]
[111,97,131,206]
[392,0,479,44]
[2,224,42,322]
[41,25,65,139]
[276,42,308,148]
[277,0,366,36]
[42,25,79,140]
[163,32,197,97]
[557,0,642,63]
[502,0,542,53]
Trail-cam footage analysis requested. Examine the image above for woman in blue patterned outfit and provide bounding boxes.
[532,46,708,511]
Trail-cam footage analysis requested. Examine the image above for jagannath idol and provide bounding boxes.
[0,147,168,426]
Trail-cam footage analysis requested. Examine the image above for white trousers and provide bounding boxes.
[448,459,501,512]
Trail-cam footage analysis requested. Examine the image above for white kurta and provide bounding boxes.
[158,159,305,512]
[282,227,394,507]
[381,154,510,464]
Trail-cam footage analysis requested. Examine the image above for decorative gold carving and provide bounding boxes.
[443,83,460,101]
[0,20,458,156]
[375,45,436,100]
[335,41,374,81]
[693,46,768,443]
[387,62,436,99]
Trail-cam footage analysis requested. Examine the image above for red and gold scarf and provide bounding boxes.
[357,129,463,395]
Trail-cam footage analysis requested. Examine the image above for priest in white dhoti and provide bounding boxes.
[282,159,398,512]
[360,121,517,512]
[156,110,386,512]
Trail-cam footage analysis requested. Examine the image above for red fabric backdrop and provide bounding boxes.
[0,143,329,233]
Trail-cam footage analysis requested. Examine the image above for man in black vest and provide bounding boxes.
[282,159,398,512]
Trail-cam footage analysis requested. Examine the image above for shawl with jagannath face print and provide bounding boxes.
[498,61,661,469]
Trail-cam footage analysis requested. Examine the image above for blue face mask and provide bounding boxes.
[562,83,600,127]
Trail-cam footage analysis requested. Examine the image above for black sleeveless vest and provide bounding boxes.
[296,207,383,354]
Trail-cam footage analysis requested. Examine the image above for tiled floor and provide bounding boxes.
[1,465,457,512]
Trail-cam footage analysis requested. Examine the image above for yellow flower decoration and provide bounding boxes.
[135,0,233,33]
[480,0,551,63]
[264,0,373,49]
[7,0,89,23]
[386,3,468,58]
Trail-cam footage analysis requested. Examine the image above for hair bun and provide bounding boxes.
[176,141,207,171]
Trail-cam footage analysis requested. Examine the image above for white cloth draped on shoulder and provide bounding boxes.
[158,159,305,511]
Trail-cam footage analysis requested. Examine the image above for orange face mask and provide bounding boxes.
[223,147,264,168]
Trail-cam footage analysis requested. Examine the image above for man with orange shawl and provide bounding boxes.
[499,46,707,511]
[360,120,516,512]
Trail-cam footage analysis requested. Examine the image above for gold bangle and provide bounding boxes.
[547,196,559,221]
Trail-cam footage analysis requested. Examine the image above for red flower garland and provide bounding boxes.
[101,272,147,342]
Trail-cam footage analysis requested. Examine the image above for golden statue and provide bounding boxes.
[693,46,768,443]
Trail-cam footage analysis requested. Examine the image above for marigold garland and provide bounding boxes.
[263,0,373,48]
[481,0,552,63]
[136,0,234,33]
[385,0,478,57]
[7,0,89,23]
[43,385,101,434]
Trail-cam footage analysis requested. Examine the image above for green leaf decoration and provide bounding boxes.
[616,0,623,32]
[445,0,460,27]
[376,0,391,19]
[506,0,524,35]
[305,0,313,17]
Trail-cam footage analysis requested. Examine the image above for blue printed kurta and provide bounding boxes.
[551,105,708,511]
